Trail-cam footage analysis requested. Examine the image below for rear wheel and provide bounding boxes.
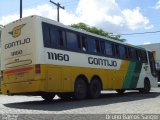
[74,77,88,100]
[41,93,55,101]
[89,78,102,99]
[139,79,151,93]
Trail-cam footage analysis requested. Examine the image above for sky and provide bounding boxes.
[0,0,160,45]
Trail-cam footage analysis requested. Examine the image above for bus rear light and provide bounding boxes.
[35,64,41,76]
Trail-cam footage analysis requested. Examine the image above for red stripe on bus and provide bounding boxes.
[4,67,33,74]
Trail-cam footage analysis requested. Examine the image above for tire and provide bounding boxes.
[41,93,55,101]
[139,79,151,93]
[74,77,87,100]
[116,89,125,94]
[57,93,72,100]
[89,78,102,99]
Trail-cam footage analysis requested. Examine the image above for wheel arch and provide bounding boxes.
[75,74,89,86]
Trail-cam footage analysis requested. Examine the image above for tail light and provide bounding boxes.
[35,64,41,76]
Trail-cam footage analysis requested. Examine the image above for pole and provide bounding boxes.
[20,0,22,18]
[50,0,65,22]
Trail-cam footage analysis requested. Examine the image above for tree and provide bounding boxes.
[71,22,125,42]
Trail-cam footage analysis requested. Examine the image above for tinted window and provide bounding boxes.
[81,35,87,51]
[95,39,100,53]
[56,29,66,48]
[119,45,126,59]
[136,49,141,61]
[50,25,56,48]
[130,48,136,60]
[87,37,97,53]
[66,31,80,50]
[100,40,105,55]
[114,44,119,57]
[105,42,114,56]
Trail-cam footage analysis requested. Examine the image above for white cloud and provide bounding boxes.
[75,0,153,33]
[122,7,153,30]
[143,42,151,45]
[154,0,160,10]
[0,0,153,34]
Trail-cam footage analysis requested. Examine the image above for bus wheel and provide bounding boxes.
[89,78,102,99]
[139,79,151,93]
[41,93,55,101]
[74,77,87,100]
[116,89,125,94]
[57,93,72,100]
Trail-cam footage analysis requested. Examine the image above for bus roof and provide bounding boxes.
[4,15,146,51]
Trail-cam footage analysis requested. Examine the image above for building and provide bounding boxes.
[140,43,160,86]
[0,25,2,91]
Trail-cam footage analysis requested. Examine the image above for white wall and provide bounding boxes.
[140,43,160,70]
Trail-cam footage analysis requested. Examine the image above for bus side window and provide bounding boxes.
[81,35,87,51]
[66,31,80,50]
[95,39,100,53]
[50,25,56,48]
[136,49,141,61]
[87,36,97,53]
[42,22,51,48]
[130,48,136,60]
[119,45,127,59]
[114,44,120,58]
[100,40,105,55]
[105,41,114,56]
[57,29,66,48]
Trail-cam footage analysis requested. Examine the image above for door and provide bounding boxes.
[148,51,157,77]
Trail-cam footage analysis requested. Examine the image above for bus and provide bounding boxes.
[1,15,158,101]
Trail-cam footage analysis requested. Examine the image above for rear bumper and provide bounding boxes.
[1,80,46,95]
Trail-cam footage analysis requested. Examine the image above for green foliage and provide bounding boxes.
[71,22,125,42]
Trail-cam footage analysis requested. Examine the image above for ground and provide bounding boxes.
[0,88,159,120]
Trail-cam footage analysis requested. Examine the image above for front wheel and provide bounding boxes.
[139,79,151,93]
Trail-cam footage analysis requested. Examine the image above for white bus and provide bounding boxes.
[1,15,158,101]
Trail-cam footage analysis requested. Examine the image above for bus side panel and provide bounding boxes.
[47,66,62,92]
[113,60,130,89]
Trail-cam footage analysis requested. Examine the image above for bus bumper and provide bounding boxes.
[1,80,46,95]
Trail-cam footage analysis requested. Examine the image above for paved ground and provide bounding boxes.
[0,88,160,119]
